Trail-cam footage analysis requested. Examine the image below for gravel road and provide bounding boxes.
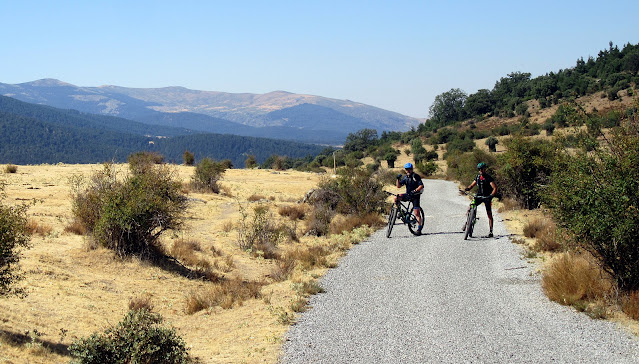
[280,179,639,363]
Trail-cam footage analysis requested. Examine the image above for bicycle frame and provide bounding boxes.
[385,192,424,238]
[461,191,478,240]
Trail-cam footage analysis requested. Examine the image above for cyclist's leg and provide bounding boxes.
[412,197,423,231]
[485,201,494,236]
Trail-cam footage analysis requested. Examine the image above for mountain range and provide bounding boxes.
[0,95,325,166]
[0,79,421,145]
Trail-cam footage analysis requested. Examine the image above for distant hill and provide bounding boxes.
[0,95,324,166]
[0,80,421,144]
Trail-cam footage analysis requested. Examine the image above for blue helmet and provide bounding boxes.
[477,162,487,169]
[404,162,413,169]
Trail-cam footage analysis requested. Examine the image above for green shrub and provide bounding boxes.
[182,150,195,166]
[0,183,30,297]
[71,163,187,258]
[69,309,189,364]
[416,161,438,176]
[496,136,554,209]
[545,120,639,291]
[317,167,386,216]
[485,136,499,152]
[445,137,475,158]
[245,154,258,169]
[445,148,496,185]
[191,158,227,193]
[237,204,288,259]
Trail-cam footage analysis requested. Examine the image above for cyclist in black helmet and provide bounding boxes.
[396,162,424,235]
[464,162,497,238]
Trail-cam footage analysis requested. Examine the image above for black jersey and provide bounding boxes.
[400,173,423,194]
[474,173,494,197]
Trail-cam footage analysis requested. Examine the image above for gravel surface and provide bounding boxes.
[280,179,639,363]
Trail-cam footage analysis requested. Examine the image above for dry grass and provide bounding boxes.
[185,278,265,314]
[128,294,154,311]
[523,216,562,252]
[497,197,522,212]
[170,238,208,268]
[0,165,342,363]
[287,245,331,271]
[221,220,234,232]
[542,252,612,306]
[248,194,267,201]
[25,219,54,237]
[622,291,639,320]
[269,257,296,282]
[64,219,86,235]
[278,204,307,220]
[329,213,384,235]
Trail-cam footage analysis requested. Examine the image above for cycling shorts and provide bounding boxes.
[399,193,421,209]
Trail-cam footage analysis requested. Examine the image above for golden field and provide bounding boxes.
[0,164,375,363]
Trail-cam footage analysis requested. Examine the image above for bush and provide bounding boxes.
[182,150,195,166]
[316,167,387,216]
[305,205,334,237]
[69,309,189,364]
[416,161,438,176]
[71,163,187,258]
[245,154,258,169]
[496,136,554,209]
[191,157,227,193]
[0,183,30,297]
[127,151,164,174]
[485,136,499,152]
[444,137,475,158]
[545,120,639,291]
[4,164,17,173]
[237,205,287,259]
[445,148,496,185]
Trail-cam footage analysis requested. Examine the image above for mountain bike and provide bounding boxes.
[460,190,482,240]
[385,192,425,238]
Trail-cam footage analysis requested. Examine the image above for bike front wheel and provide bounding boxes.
[407,207,425,236]
[386,205,398,238]
[464,207,476,240]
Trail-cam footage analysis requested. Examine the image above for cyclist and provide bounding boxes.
[396,162,424,235]
[464,162,497,238]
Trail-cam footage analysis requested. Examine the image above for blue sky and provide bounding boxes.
[1,1,637,118]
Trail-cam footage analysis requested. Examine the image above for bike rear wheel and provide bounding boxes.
[407,207,425,236]
[386,205,398,238]
[464,207,476,240]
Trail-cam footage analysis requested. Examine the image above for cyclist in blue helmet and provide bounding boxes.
[396,162,424,235]
[464,162,498,238]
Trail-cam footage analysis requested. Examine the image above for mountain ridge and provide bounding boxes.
[0,79,421,144]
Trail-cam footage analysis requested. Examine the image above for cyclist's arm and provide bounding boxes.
[489,181,497,197]
[466,180,477,190]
